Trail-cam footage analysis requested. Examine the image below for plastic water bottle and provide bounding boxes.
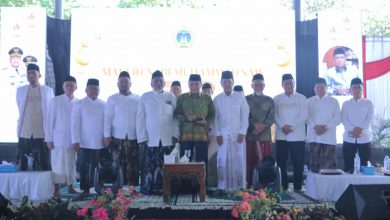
[184,149,191,162]
[25,153,34,171]
[354,153,361,174]
[384,155,390,173]
[174,143,180,163]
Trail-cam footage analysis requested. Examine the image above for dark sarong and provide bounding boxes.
[140,142,173,195]
[111,138,139,186]
[309,142,337,173]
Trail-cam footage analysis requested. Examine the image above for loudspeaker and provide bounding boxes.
[336,184,390,220]
[0,193,11,217]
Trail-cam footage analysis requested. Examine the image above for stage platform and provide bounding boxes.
[56,184,320,219]
[3,183,321,219]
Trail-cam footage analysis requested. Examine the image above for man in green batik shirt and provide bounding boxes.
[174,74,215,165]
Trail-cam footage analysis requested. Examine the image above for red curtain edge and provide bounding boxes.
[363,36,390,97]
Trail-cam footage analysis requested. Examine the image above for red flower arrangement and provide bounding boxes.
[76,186,140,220]
[231,189,278,220]
[231,189,345,220]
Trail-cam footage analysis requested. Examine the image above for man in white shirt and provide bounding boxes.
[104,71,140,186]
[71,78,106,195]
[16,63,54,171]
[306,78,341,173]
[202,83,213,96]
[214,71,249,192]
[326,47,359,96]
[46,76,78,196]
[136,70,179,195]
[233,85,244,95]
[170,80,182,98]
[274,74,308,191]
[341,78,374,173]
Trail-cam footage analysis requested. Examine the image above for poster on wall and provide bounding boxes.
[0,7,46,143]
[70,7,296,101]
[318,9,363,98]
[318,9,363,143]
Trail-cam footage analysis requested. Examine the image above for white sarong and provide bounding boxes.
[217,134,246,191]
[51,147,77,185]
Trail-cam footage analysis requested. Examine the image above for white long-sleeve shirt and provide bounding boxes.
[213,92,249,137]
[45,94,78,148]
[104,93,139,140]
[16,85,54,138]
[341,98,374,144]
[136,90,179,147]
[71,97,106,149]
[306,95,341,145]
[274,92,308,141]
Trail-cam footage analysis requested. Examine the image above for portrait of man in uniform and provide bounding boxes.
[2,47,28,87]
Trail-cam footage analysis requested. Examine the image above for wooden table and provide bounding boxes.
[163,162,206,203]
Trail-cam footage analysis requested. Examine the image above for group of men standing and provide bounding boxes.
[273,74,373,191]
[16,63,374,196]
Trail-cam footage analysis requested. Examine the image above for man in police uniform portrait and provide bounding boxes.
[23,55,38,67]
[2,47,27,87]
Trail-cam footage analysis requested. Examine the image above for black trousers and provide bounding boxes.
[79,148,104,191]
[180,141,209,177]
[180,141,209,164]
[180,141,209,189]
[276,140,305,191]
[110,138,139,186]
[17,137,50,171]
[342,141,370,173]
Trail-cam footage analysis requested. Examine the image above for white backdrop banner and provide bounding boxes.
[70,7,296,101]
[0,7,47,143]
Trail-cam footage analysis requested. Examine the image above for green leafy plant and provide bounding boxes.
[372,114,390,148]
[1,196,77,220]
[290,205,346,220]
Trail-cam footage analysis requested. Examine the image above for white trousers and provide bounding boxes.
[51,147,77,185]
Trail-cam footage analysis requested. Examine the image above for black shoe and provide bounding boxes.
[140,188,152,195]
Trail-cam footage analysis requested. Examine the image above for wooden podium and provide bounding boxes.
[163,162,206,202]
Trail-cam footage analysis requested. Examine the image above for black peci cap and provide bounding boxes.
[27,63,40,72]
[152,70,163,79]
[350,77,363,87]
[118,71,130,79]
[87,78,99,86]
[65,75,77,83]
[221,70,233,80]
[252,73,264,81]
